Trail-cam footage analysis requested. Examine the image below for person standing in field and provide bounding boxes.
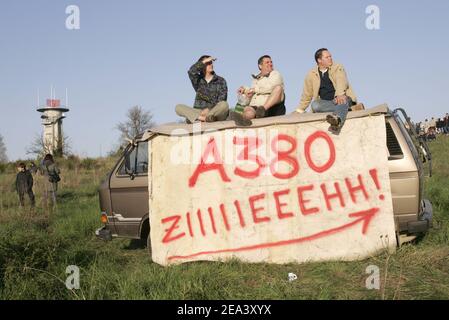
[15,162,35,208]
[40,154,61,208]
[443,113,449,134]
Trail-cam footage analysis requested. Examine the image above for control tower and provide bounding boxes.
[37,98,70,156]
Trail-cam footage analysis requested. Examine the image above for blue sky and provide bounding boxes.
[1,0,448,160]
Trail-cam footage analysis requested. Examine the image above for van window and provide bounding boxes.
[135,142,148,174]
[386,122,403,159]
[118,141,148,175]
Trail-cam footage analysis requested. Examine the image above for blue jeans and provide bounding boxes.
[311,98,352,126]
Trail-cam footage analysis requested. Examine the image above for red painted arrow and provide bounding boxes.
[167,207,380,261]
[348,208,378,235]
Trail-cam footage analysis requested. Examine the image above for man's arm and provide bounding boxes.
[217,78,228,102]
[187,61,205,92]
[295,76,313,113]
[333,65,349,97]
[253,71,283,95]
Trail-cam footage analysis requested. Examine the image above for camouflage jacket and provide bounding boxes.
[188,61,228,109]
[40,160,61,184]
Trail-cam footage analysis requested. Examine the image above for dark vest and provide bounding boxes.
[318,69,336,101]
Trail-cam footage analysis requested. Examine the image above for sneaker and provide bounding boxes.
[326,114,341,127]
[229,111,252,127]
[255,106,266,118]
[326,114,342,135]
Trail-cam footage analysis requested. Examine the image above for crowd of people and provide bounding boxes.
[175,48,362,134]
[15,153,61,209]
[415,114,449,141]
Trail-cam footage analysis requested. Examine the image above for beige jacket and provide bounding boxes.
[295,63,357,113]
[244,70,284,107]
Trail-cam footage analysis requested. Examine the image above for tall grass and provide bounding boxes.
[0,138,448,300]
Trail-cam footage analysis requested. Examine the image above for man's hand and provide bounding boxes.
[246,88,255,97]
[200,108,210,117]
[334,95,347,105]
[237,86,246,95]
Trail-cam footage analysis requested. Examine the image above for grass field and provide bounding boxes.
[0,137,448,300]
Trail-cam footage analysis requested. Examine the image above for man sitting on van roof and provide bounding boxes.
[229,55,285,126]
[176,55,229,123]
[294,48,357,133]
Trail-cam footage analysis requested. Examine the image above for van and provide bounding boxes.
[96,104,433,251]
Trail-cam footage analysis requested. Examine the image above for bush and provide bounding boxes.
[80,158,98,170]
[64,155,81,171]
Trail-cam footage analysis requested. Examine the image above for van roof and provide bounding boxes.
[142,103,390,140]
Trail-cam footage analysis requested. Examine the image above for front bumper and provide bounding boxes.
[407,199,433,234]
[95,226,113,241]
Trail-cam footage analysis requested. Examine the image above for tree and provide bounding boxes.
[0,134,7,163]
[26,133,71,158]
[116,106,155,144]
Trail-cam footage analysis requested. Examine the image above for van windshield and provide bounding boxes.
[119,141,148,175]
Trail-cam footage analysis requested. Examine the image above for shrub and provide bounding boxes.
[80,158,98,171]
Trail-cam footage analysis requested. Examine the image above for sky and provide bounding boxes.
[1,0,448,161]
